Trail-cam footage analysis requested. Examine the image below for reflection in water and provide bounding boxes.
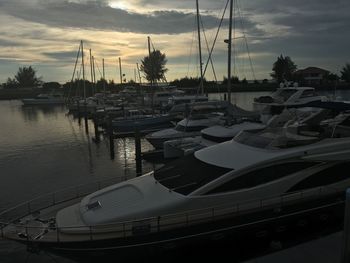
[20,104,66,122]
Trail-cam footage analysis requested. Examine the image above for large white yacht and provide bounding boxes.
[145,112,226,149]
[2,102,350,257]
[253,84,328,123]
[163,122,266,159]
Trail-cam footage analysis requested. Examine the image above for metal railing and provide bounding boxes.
[0,181,344,244]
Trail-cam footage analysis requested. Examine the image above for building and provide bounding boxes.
[295,67,329,86]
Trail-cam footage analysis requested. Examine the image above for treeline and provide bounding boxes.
[2,57,350,95]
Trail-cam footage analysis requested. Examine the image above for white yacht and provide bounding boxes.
[163,121,266,159]
[253,84,327,123]
[145,112,226,149]
[22,94,65,105]
[146,101,259,149]
[162,106,325,159]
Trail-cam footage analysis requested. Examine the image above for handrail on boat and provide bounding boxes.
[0,178,344,243]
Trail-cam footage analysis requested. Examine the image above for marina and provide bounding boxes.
[0,0,349,262]
[1,90,350,262]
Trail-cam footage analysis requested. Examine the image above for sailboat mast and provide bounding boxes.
[147,36,152,57]
[227,0,234,103]
[81,40,86,101]
[89,49,95,95]
[92,56,96,94]
[196,0,204,95]
[136,63,142,85]
[118,57,123,84]
[102,58,106,94]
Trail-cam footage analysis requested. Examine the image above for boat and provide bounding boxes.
[253,83,328,123]
[67,96,104,114]
[165,94,209,110]
[145,111,227,149]
[162,105,325,159]
[146,101,259,149]
[111,109,175,133]
[143,88,185,108]
[22,94,65,105]
[2,102,350,258]
[163,121,265,159]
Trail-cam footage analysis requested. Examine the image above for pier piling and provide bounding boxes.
[93,115,100,143]
[84,103,89,134]
[108,116,115,159]
[135,128,142,176]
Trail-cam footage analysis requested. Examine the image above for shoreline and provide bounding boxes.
[0,85,348,100]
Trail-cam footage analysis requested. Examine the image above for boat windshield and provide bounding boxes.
[154,154,232,195]
[234,128,321,149]
[273,89,297,102]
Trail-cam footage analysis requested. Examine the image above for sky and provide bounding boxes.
[0,0,349,84]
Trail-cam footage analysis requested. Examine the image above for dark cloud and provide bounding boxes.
[43,51,79,60]
[0,0,233,34]
[0,38,22,47]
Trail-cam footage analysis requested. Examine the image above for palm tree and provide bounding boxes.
[140,50,168,83]
[341,63,350,83]
[15,66,42,88]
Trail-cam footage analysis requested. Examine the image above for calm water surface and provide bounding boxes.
[0,100,157,263]
[0,90,349,262]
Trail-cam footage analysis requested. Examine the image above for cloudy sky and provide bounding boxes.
[0,0,349,84]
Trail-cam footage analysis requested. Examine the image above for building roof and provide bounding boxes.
[295,67,329,75]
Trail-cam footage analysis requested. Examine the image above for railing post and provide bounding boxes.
[52,193,56,205]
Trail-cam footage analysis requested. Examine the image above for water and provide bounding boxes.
[0,100,157,263]
[0,90,349,262]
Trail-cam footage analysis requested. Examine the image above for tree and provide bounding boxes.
[222,76,240,85]
[271,55,297,83]
[3,78,18,89]
[15,66,42,88]
[43,82,61,90]
[140,50,168,83]
[341,63,350,83]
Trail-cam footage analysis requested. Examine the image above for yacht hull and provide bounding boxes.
[6,193,344,261]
